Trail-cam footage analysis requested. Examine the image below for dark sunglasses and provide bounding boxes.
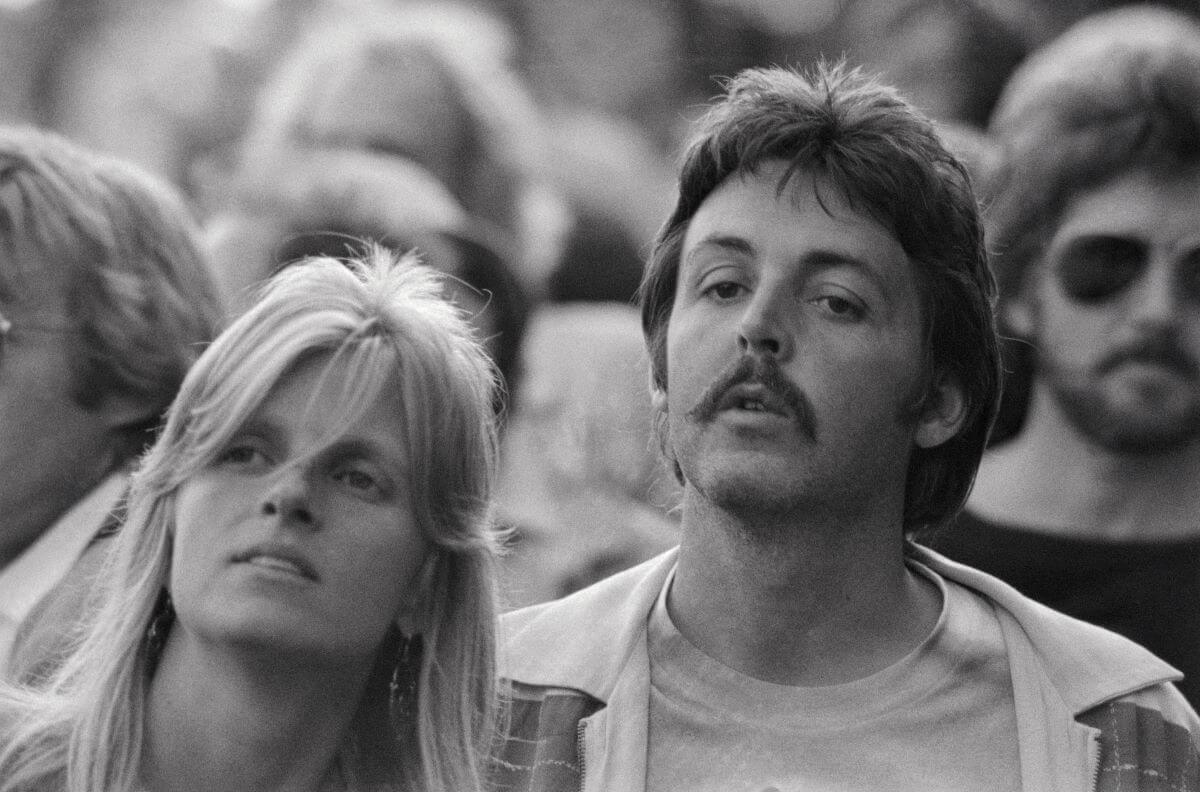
[1054,236,1200,304]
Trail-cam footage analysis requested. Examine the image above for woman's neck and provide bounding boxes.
[141,630,374,792]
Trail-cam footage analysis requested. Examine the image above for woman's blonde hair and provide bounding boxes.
[0,247,503,792]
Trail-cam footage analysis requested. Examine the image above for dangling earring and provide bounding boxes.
[389,632,423,730]
[145,588,175,673]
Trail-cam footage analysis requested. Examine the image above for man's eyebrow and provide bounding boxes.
[685,234,756,263]
[1059,232,1145,245]
[797,248,874,271]
[1051,233,1146,258]
[688,237,882,272]
[797,248,895,293]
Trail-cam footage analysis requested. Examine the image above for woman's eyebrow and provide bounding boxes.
[321,435,409,474]
[232,417,283,445]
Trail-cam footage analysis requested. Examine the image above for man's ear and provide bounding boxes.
[1002,262,1044,340]
[914,375,967,449]
[1003,296,1034,339]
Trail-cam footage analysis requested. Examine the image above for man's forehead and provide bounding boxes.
[694,162,898,231]
[1054,165,1200,243]
[681,165,909,269]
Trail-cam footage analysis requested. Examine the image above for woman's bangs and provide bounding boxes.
[297,333,409,456]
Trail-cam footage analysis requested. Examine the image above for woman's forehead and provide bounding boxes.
[253,348,406,436]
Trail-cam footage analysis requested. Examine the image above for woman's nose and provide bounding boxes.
[261,466,316,527]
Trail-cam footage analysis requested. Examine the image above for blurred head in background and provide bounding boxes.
[985,6,1200,452]
[203,149,529,415]
[0,126,222,569]
[231,1,566,297]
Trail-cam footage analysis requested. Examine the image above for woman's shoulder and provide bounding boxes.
[0,685,69,792]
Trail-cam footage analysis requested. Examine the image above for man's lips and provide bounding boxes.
[687,356,817,441]
[715,383,795,419]
[1100,343,1199,380]
[1108,353,1197,379]
[232,542,318,581]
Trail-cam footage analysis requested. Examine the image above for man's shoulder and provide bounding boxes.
[499,548,677,699]
[502,548,673,631]
[913,543,1184,711]
[1080,684,1200,788]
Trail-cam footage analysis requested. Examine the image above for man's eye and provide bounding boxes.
[815,294,864,319]
[1055,237,1145,303]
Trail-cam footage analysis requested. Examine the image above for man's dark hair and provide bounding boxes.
[986,6,1200,308]
[639,62,1000,534]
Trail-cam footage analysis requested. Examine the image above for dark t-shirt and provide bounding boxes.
[929,510,1200,708]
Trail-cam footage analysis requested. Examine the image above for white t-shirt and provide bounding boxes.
[646,559,1020,792]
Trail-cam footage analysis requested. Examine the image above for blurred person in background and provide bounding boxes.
[0,250,504,792]
[496,62,1199,792]
[202,149,529,412]
[0,0,315,200]
[0,126,222,671]
[929,6,1200,709]
[233,0,569,301]
[496,302,679,609]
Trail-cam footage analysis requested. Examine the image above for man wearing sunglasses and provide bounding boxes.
[0,127,223,673]
[931,7,1200,708]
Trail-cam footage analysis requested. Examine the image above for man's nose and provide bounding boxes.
[737,288,793,359]
[1127,257,1186,330]
[261,465,316,528]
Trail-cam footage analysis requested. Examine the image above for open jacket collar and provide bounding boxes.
[907,544,1180,711]
[501,543,1180,716]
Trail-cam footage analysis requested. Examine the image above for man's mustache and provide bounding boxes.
[685,355,816,441]
[1097,333,1200,380]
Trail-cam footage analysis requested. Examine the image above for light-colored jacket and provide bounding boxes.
[497,545,1200,792]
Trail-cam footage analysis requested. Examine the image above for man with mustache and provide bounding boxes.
[930,7,1200,710]
[497,60,1199,792]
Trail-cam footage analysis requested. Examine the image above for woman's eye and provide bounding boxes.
[335,468,384,498]
[216,444,268,468]
[704,281,745,300]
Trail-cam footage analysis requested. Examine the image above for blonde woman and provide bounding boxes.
[0,248,503,791]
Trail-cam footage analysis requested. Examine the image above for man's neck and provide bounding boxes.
[0,463,116,568]
[0,496,82,569]
[667,488,941,687]
[971,388,1200,540]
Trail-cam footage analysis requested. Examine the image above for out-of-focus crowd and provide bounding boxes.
[7,2,1200,789]
[0,0,1196,612]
